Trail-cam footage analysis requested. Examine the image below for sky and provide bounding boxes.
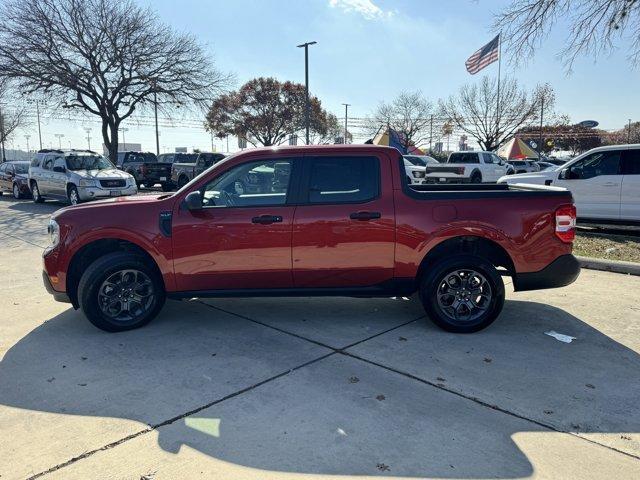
[7,0,640,155]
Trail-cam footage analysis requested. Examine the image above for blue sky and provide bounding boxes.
[12,0,640,153]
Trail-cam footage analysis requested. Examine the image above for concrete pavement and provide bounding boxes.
[1,196,639,479]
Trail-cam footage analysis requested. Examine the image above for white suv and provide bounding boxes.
[29,149,137,205]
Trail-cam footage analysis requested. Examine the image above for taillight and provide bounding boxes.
[555,204,576,243]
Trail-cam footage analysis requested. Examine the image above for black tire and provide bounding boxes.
[77,252,166,332]
[177,175,189,188]
[470,172,482,183]
[67,185,81,205]
[31,181,44,203]
[160,182,173,192]
[13,183,22,199]
[419,254,504,333]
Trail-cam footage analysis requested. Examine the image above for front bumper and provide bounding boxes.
[78,184,137,201]
[42,270,71,304]
[513,254,581,292]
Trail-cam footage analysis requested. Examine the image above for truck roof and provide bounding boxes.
[230,144,400,156]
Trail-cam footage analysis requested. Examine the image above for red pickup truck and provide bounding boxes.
[42,145,580,333]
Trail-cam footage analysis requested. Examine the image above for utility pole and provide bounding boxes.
[24,134,30,152]
[538,96,544,159]
[0,103,5,162]
[54,133,64,149]
[119,127,128,151]
[629,119,632,144]
[297,41,317,145]
[84,127,92,150]
[342,103,350,144]
[153,90,160,155]
[210,131,215,152]
[429,114,433,153]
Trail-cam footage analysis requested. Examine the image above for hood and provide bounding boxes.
[74,169,132,180]
[53,193,168,218]
[499,171,556,184]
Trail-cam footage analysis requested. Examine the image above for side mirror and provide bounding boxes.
[53,165,65,173]
[558,168,568,180]
[184,191,203,211]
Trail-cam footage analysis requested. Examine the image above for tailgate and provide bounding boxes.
[424,164,467,177]
[145,162,173,176]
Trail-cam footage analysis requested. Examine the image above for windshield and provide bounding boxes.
[13,163,29,174]
[404,155,437,166]
[66,155,114,171]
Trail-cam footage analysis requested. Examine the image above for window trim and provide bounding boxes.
[198,156,302,210]
[568,150,622,179]
[298,155,381,206]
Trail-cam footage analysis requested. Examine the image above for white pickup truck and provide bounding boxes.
[423,151,509,184]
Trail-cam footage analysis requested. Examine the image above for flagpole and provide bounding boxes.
[496,32,502,134]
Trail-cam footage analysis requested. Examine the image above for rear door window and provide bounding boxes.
[42,158,54,170]
[622,149,640,175]
[568,151,622,179]
[304,156,379,204]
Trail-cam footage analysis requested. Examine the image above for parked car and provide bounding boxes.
[498,144,640,223]
[423,151,509,183]
[507,159,540,174]
[0,161,31,199]
[42,145,579,334]
[29,150,137,205]
[171,152,226,188]
[116,151,173,191]
[403,155,439,185]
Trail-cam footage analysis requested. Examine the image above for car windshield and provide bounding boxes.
[66,155,114,171]
[13,163,29,174]
[404,156,426,166]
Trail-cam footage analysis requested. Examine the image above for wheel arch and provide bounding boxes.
[416,235,515,284]
[66,238,165,308]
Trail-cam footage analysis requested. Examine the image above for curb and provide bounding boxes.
[576,256,640,276]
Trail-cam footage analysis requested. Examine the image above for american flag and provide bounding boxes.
[465,34,500,75]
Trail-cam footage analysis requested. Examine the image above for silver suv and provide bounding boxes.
[29,149,137,205]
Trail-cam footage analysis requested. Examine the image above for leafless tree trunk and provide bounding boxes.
[494,0,640,68]
[367,91,434,152]
[439,77,555,151]
[0,0,230,162]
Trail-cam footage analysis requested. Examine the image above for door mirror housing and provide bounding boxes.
[558,168,569,180]
[53,165,66,173]
[184,191,203,211]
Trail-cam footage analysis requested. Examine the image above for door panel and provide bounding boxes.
[555,150,622,220]
[172,206,296,291]
[621,149,640,221]
[292,154,395,288]
[171,157,299,292]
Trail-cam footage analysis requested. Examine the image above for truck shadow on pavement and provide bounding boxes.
[0,298,638,478]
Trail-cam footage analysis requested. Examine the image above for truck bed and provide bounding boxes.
[407,182,571,199]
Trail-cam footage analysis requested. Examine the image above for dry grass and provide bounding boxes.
[574,232,640,263]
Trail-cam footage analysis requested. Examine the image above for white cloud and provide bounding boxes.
[328,0,393,20]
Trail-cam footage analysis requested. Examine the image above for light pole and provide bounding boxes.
[54,133,65,149]
[342,103,351,144]
[153,90,160,155]
[119,127,128,151]
[629,119,632,144]
[24,134,30,152]
[297,41,317,145]
[84,128,92,150]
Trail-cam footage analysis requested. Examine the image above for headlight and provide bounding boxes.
[47,218,60,248]
[412,170,426,178]
[79,179,96,187]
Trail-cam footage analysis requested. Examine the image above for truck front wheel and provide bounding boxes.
[419,255,504,333]
[77,252,166,332]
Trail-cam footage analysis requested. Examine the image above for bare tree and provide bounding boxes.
[439,77,555,151]
[0,0,229,162]
[495,0,640,68]
[367,91,434,152]
[0,80,28,161]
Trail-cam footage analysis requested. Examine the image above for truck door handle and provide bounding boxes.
[252,215,283,224]
[349,211,381,221]
[603,182,619,187]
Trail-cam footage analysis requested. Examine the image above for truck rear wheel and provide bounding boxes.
[77,252,166,332]
[419,255,504,333]
[470,172,482,183]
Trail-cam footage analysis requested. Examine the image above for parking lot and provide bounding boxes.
[1,194,639,480]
